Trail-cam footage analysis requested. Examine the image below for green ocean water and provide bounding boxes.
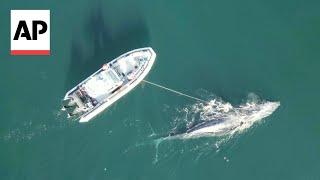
[1,0,320,179]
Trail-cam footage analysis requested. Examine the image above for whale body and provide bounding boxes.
[168,101,280,138]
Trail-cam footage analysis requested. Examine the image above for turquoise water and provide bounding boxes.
[1,0,320,179]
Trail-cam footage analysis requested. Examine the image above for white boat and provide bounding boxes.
[62,47,156,122]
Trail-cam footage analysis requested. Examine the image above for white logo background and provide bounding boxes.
[11,10,50,51]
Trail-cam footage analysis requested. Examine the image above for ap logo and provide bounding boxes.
[11,10,50,55]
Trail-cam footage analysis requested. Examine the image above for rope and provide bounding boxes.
[142,80,208,103]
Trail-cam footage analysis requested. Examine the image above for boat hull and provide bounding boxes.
[63,47,156,123]
[80,48,156,122]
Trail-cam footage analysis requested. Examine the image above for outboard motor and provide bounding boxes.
[62,98,76,109]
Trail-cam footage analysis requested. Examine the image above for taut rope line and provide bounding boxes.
[142,80,208,103]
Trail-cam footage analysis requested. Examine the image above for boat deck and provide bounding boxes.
[62,47,156,121]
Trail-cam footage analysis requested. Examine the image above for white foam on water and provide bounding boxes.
[148,93,280,163]
[180,99,280,139]
[1,108,74,142]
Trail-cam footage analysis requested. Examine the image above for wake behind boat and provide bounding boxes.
[62,47,156,122]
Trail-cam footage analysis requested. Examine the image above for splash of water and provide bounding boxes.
[148,93,280,163]
[173,95,280,139]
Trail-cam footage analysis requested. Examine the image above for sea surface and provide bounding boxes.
[1,0,320,179]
